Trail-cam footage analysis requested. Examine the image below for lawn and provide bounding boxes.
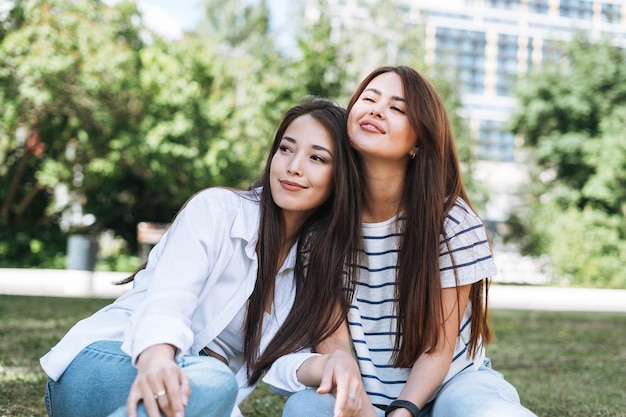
[1,294,624,417]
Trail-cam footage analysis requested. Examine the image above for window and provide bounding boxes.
[601,3,621,23]
[559,0,593,19]
[527,0,549,14]
[435,28,486,94]
[477,120,516,162]
[496,34,518,96]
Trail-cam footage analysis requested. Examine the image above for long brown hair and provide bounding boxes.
[245,97,360,384]
[120,98,360,385]
[346,66,491,368]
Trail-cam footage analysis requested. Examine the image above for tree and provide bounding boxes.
[507,34,626,288]
[0,0,282,266]
[0,0,147,265]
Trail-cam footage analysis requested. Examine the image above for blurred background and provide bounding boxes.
[1,0,625,290]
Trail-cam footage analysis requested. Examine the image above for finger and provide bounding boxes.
[141,384,165,417]
[126,386,142,417]
[317,366,335,395]
[333,388,349,417]
[179,378,191,407]
[336,382,363,417]
[345,387,362,417]
[162,373,186,417]
[154,388,172,416]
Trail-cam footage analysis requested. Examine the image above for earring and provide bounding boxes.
[409,153,416,160]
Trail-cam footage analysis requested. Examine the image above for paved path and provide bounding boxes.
[1,268,625,313]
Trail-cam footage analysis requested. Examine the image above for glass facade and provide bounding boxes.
[559,0,594,19]
[435,28,486,94]
[496,34,518,96]
[478,120,517,162]
[327,0,626,162]
[601,3,622,22]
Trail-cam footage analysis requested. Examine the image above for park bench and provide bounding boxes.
[137,222,170,261]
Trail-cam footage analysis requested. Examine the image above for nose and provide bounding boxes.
[369,103,383,118]
[287,157,303,176]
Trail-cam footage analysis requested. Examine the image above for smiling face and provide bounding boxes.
[347,72,418,162]
[269,114,335,223]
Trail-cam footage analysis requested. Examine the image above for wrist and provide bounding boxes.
[385,400,420,417]
[137,343,176,365]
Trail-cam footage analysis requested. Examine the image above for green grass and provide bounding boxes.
[1,295,625,417]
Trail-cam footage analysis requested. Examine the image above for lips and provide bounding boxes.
[279,179,306,191]
[360,119,385,134]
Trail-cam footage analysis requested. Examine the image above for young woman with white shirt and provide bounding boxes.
[264,66,537,417]
[40,97,360,417]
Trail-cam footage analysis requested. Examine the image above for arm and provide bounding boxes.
[263,316,374,417]
[388,284,471,417]
[123,190,233,364]
[123,190,234,416]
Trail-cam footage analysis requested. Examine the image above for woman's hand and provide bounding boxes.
[317,350,376,417]
[126,344,191,417]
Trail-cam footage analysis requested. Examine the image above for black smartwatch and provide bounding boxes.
[385,400,421,417]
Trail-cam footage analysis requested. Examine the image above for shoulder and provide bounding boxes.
[440,197,496,285]
[176,187,261,235]
[186,187,260,212]
[443,197,484,236]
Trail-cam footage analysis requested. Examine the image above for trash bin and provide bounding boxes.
[67,234,98,271]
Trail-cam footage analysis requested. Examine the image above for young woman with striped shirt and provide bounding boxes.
[265,66,536,417]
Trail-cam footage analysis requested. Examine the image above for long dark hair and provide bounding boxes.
[244,97,360,384]
[346,66,491,367]
[120,98,360,385]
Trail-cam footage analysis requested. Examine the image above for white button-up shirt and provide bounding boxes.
[40,187,297,415]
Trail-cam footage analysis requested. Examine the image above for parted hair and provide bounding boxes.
[245,97,360,384]
[120,98,360,385]
[345,66,492,367]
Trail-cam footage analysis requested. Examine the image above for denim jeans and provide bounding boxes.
[282,365,537,417]
[45,340,238,417]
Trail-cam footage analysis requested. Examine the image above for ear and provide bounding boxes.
[409,144,419,159]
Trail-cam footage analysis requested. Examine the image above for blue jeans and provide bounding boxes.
[45,340,238,417]
[282,365,537,417]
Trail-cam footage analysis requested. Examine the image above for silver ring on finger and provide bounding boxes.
[153,389,166,400]
[348,393,356,401]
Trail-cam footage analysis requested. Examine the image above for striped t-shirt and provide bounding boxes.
[347,197,497,406]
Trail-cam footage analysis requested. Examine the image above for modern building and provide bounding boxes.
[319,0,626,232]
[327,0,626,163]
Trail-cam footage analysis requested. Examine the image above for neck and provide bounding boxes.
[280,213,305,263]
[360,159,406,223]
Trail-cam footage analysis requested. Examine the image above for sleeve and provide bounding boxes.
[262,351,321,395]
[439,199,498,288]
[121,189,232,364]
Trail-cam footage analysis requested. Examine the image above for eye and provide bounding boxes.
[310,154,327,163]
[278,144,293,153]
[362,96,375,103]
[391,106,406,114]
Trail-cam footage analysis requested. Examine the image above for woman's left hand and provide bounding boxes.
[316,350,374,417]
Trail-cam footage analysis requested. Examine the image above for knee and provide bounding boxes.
[432,388,533,417]
[283,392,307,417]
[283,390,335,417]
[192,368,238,403]
[186,361,238,412]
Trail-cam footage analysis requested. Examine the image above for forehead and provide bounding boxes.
[283,114,335,150]
[362,72,405,97]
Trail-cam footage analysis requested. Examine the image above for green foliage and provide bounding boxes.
[508,34,626,288]
[0,0,148,264]
[0,0,472,270]
[516,204,626,288]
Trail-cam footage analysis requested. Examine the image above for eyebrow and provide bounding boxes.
[364,87,406,103]
[282,136,334,157]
